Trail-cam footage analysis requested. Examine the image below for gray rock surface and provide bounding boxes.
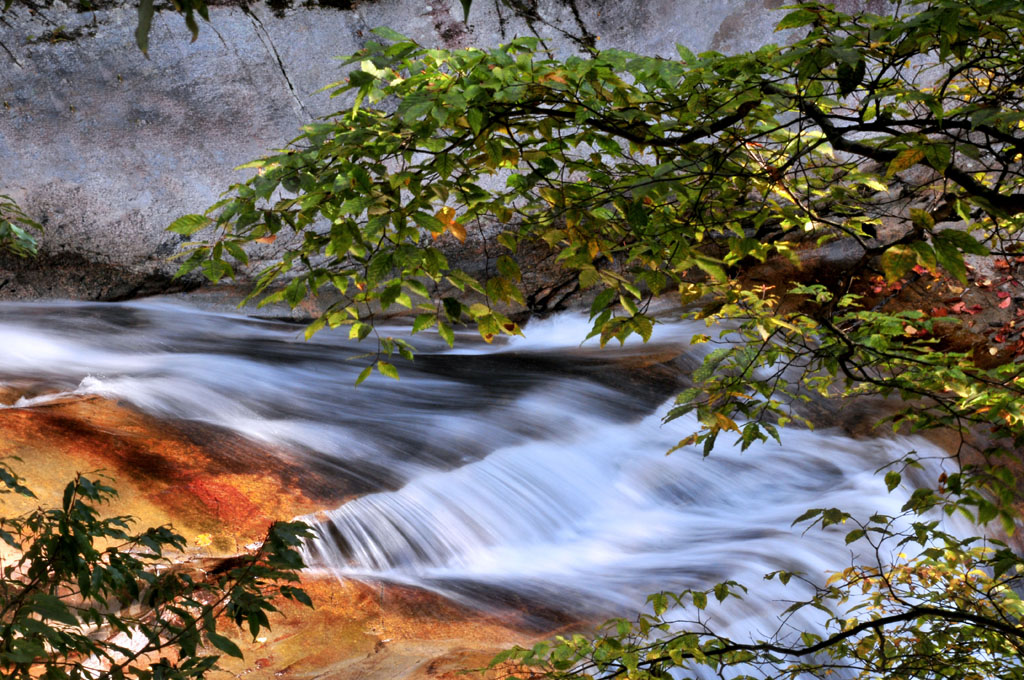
[0,0,828,301]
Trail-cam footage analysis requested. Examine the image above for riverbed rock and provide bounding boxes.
[0,393,328,545]
[0,392,572,679]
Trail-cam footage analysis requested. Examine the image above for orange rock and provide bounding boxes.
[0,395,568,680]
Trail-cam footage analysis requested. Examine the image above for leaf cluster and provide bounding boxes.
[0,460,312,680]
[177,0,1023,386]
[0,194,40,258]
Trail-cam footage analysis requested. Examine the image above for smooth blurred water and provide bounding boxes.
[0,301,961,631]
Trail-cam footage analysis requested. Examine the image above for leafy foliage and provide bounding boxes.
[0,0,211,55]
[179,0,1024,390]
[0,460,311,680]
[0,194,40,258]
[174,0,1024,677]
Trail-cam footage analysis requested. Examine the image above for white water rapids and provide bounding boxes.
[0,300,964,631]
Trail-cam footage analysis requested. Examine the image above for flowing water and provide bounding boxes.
[0,300,962,631]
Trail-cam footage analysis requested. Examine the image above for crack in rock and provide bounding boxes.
[0,15,24,67]
[242,5,312,122]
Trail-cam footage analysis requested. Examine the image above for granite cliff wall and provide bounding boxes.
[0,0,869,300]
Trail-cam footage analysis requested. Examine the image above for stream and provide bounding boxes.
[0,300,961,632]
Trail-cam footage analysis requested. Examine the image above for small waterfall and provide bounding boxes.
[0,301,964,628]
[299,401,944,616]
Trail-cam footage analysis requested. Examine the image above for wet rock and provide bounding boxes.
[210,577,554,680]
[0,393,569,680]
[0,395,329,544]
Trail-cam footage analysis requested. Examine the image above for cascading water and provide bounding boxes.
[0,301,963,632]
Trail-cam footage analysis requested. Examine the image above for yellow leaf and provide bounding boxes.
[436,206,467,243]
[713,412,739,432]
[436,206,456,226]
[667,434,700,454]
[769,317,801,333]
[539,70,568,85]
[195,533,213,547]
[886,147,925,176]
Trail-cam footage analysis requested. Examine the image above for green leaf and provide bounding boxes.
[371,26,410,43]
[404,279,431,299]
[437,321,455,347]
[933,238,968,284]
[885,470,901,492]
[206,631,243,659]
[694,256,726,283]
[355,365,372,386]
[30,593,79,626]
[886,148,925,177]
[224,240,249,265]
[168,214,212,236]
[880,245,916,282]
[910,209,935,232]
[200,259,233,283]
[377,360,400,380]
[443,297,462,322]
[467,108,485,135]
[977,500,997,525]
[285,587,313,607]
[910,241,936,272]
[837,59,865,97]
[713,583,730,602]
[590,288,616,318]
[775,8,817,30]
[933,230,987,284]
[675,44,696,63]
[402,99,434,123]
[349,322,373,341]
[923,143,951,171]
[135,0,154,55]
[412,313,436,333]
[845,528,865,544]
[934,229,988,255]
[791,508,822,526]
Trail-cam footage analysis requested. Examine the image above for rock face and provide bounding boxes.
[0,0,826,301]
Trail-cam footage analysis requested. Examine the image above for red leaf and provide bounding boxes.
[995,259,1011,270]
[930,307,949,317]
[998,290,1011,298]
[999,297,1011,309]
[950,301,967,313]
